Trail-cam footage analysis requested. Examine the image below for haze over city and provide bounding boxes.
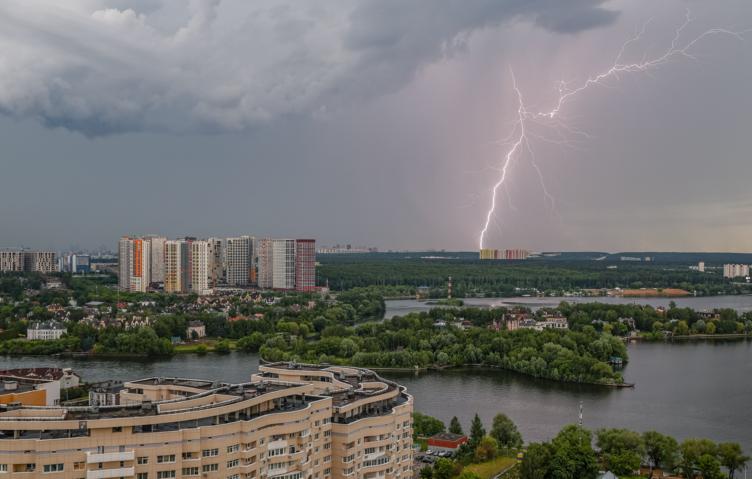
[1,0,751,252]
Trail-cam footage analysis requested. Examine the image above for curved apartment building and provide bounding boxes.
[0,363,413,479]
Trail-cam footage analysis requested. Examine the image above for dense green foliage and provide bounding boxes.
[521,427,748,479]
[318,255,751,296]
[256,309,627,385]
[560,301,752,337]
[413,412,446,439]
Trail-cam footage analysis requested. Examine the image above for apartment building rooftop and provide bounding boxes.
[0,379,310,423]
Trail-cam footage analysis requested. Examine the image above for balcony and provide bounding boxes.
[86,451,135,463]
[86,467,135,479]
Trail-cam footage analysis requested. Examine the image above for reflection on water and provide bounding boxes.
[3,340,751,446]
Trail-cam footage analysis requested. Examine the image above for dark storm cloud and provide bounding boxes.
[0,0,617,136]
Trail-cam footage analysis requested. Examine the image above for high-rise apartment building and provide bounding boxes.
[118,237,151,292]
[0,250,24,272]
[0,362,413,479]
[20,251,57,273]
[207,237,225,287]
[272,239,296,290]
[118,237,132,290]
[147,236,167,283]
[226,236,253,286]
[129,238,151,292]
[295,239,316,291]
[164,240,190,293]
[190,240,211,295]
[257,238,274,289]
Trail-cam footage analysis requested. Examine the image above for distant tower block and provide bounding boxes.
[447,276,452,299]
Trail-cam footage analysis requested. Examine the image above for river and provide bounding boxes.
[384,294,752,319]
[3,340,751,447]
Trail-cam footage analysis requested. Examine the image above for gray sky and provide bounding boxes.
[1,0,751,252]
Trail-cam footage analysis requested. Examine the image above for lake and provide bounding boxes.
[3,340,751,447]
[384,294,752,319]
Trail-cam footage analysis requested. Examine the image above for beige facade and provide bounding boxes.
[0,250,57,273]
[0,363,413,479]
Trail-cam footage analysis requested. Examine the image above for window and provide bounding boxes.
[43,464,64,473]
[227,445,240,454]
[202,465,218,473]
[227,475,240,479]
[227,460,239,469]
[138,457,149,465]
[74,462,86,471]
[112,427,123,433]
[157,455,175,464]
[157,471,175,479]
[324,468,331,475]
[181,453,196,461]
[202,449,219,458]
[268,462,286,472]
[0,465,7,473]
[268,448,285,457]
[182,468,199,476]
[137,474,148,479]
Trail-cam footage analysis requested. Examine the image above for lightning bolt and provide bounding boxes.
[478,11,749,250]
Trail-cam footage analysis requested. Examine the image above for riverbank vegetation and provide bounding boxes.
[559,302,752,339]
[255,311,627,385]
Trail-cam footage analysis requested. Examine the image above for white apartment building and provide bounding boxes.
[26,320,67,340]
[226,236,253,286]
[723,264,750,279]
[190,240,211,295]
[272,239,296,290]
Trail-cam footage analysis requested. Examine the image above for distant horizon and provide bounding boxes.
[1,1,751,253]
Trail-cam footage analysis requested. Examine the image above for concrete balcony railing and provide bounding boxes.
[86,451,135,463]
[86,467,135,479]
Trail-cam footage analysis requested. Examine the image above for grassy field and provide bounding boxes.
[463,457,517,479]
[173,339,237,353]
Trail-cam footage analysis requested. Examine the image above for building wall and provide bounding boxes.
[190,241,210,296]
[118,237,132,291]
[148,236,167,284]
[164,241,184,293]
[257,238,274,289]
[226,237,252,287]
[272,239,296,290]
[129,239,151,293]
[0,388,46,406]
[207,238,225,287]
[295,240,316,292]
[0,251,23,272]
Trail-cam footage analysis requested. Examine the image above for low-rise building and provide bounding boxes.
[186,320,206,339]
[426,433,468,452]
[26,320,66,340]
[0,368,79,406]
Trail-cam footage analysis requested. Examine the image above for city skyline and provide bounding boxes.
[1,1,751,252]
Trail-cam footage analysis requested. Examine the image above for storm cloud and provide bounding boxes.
[0,0,617,135]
